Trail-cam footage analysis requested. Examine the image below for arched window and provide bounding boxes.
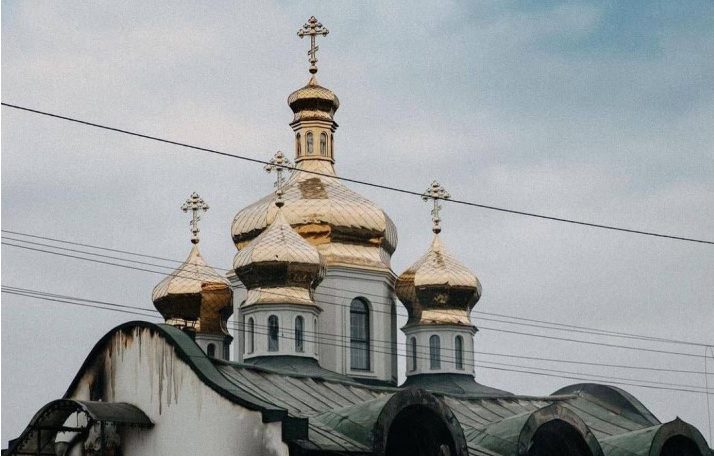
[330,133,334,157]
[247,317,254,354]
[350,299,370,370]
[429,335,441,370]
[455,336,464,369]
[306,131,314,154]
[207,343,216,357]
[410,337,417,371]
[268,315,279,352]
[296,133,302,156]
[295,316,304,352]
[320,132,327,156]
[314,318,319,355]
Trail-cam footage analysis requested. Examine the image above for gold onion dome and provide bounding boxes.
[232,167,397,271]
[152,244,232,335]
[233,17,397,272]
[287,75,340,123]
[396,234,482,328]
[233,208,325,308]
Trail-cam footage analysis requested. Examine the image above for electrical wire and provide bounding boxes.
[4,229,712,348]
[2,240,708,360]
[4,287,713,396]
[6,284,709,378]
[2,102,713,246]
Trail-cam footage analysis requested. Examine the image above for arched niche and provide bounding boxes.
[373,388,468,456]
[518,404,603,456]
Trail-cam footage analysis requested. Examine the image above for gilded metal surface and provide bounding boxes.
[181,192,209,244]
[297,16,329,75]
[396,234,481,328]
[287,75,340,123]
[152,245,232,335]
[234,209,324,308]
[422,180,451,234]
[232,159,397,271]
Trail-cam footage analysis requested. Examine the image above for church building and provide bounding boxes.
[5,17,711,456]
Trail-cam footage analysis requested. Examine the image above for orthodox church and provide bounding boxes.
[5,17,711,456]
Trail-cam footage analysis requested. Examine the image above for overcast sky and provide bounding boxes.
[2,0,713,446]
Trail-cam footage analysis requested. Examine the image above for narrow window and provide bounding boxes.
[455,336,464,369]
[429,335,441,370]
[295,316,304,352]
[320,132,327,156]
[306,131,314,154]
[247,317,254,354]
[268,315,279,352]
[223,343,230,360]
[350,299,370,370]
[330,133,334,157]
[207,343,216,357]
[314,318,319,355]
[296,133,302,156]
[410,337,417,371]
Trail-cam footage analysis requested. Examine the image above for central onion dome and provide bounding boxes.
[231,75,397,271]
[396,233,482,328]
[233,207,325,308]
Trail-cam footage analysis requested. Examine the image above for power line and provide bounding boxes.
[3,287,713,396]
[4,284,712,378]
[2,102,713,246]
[4,228,712,348]
[3,240,708,359]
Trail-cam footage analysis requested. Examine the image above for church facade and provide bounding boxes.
[5,17,711,456]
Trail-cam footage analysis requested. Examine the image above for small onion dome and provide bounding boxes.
[287,75,340,123]
[233,209,325,309]
[152,245,232,335]
[396,234,482,328]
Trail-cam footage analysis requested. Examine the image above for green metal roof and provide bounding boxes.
[52,322,713,455]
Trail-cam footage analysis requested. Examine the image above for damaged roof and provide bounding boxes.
[56,322,713,456]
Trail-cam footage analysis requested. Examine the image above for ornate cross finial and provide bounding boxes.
[181,192,209,244]
[265,151,293,207]
[422,181,451,234]
[297,16,329,74]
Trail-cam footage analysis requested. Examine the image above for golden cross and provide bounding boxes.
[264,151,293,207]
[297,16,329,74]
[422,181,451,234]
[181,192,209,244]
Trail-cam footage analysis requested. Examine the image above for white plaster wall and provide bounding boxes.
[317,266,398,385]
[228,271,247,362]
[403,325,476,376]
[241,305,320,360]
[230,265,399,384]
[68,326,289,456]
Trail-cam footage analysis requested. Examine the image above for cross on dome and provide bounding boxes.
[181,192,209,244]
[297,16,329,74]
[264,151,293,207]
[422,181,451,234]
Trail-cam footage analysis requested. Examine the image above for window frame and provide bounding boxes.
[295,316,305,353]
[429,335,441,370]
[268,315,279,352]
[454,335,464,370]
[349,298,371,371]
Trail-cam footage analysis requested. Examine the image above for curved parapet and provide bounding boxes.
[553,383,660,427]
[468,403,604,456]
[6,399,152,455]
[600,418,710,456]
[309,387,469,456]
